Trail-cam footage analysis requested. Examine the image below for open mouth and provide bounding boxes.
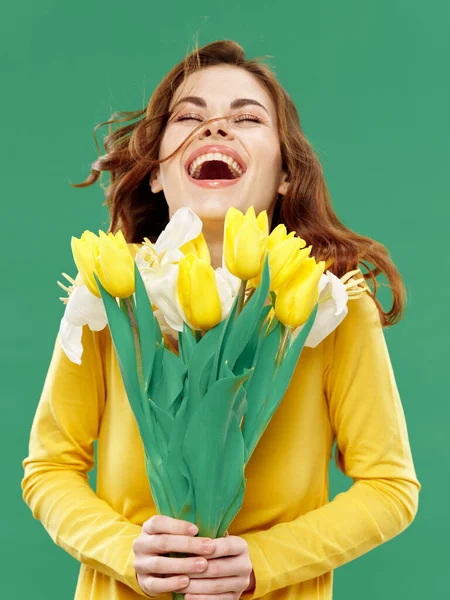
[187,158,244,181]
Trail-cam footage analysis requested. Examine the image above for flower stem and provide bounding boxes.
[125,297,144,389]
[275,327,291,368]
[235,280,248,320]
[170,551,190,600]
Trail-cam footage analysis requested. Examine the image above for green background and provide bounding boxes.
[2,1,448,598]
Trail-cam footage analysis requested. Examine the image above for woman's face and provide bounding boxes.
[150,65,289,222]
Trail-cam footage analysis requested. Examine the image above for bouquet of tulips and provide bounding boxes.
[58,206,366,599]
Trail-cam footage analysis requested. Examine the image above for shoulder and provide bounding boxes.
[321,287,382,369]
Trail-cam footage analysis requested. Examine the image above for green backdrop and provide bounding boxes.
[2,1,447,598]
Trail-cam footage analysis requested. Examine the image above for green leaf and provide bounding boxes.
[167,392,194,516]
[218,257,270,377]
[134,263,157,393]
[182,372,250,537]
[187,321,225,412]
[208,295,239,387]
[152,349,187,414]
[148,344,164,398]
[217,478,246,537]
[233,305,272,376]
[94,275,144,423]
[241,323,281,449]
[178,322,197,367]
[246,303,319,461]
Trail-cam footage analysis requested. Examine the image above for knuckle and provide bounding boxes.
[144,577,156,596]
[146,514,161,531]
[190,538,202,553]
[159,534,170,552]
[147,555,159,573]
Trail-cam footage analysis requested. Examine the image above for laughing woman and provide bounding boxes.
[21,40,420,600]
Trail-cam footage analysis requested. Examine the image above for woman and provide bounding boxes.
[21,40,421,600]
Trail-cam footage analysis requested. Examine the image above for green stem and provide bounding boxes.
[275,326,291,368]
[243,285,256,307]
[170,551,190,600]
[235,279,248,320]
[125,297,144,389]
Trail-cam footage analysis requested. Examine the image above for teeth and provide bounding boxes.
[188,152,244,179]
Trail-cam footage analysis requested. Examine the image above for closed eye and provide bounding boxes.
[176,112,263,124]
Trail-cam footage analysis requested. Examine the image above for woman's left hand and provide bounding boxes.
[178,533,255,599]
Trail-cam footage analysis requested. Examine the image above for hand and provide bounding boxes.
[179,533,254,600]
[132,515,219,597]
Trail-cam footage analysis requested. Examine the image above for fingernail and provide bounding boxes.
[195,558,207,567]
[188,524,198,535]
[203,541,214,551]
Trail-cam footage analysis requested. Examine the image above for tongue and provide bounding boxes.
[198,160,235,180]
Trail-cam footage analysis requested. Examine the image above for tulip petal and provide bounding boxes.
[215,266,240,320]
[59,318,83,365]
[155,207,202,254]
[141,263,186,332]
[64,284,108,330]
[95,235,135,298]
[59,284,108,364]
[299,271,349,347]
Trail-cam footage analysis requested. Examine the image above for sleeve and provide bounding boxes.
[239,290,421,599]
[21,324,149,597]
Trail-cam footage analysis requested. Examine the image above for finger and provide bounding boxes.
[143,514,198,536]
[144,533,217,557]
[181,575,243,595]
[188,556,244,579]
[139,573,191,596]
[136,554,209,576]
[200,535,245,558]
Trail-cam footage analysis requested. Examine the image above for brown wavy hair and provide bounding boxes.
[71,38,407,327]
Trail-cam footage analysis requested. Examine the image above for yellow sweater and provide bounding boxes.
[21,280,421,600]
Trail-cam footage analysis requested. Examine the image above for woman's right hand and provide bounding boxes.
[132,514,216,597]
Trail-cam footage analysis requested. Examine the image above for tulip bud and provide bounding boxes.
[92,230,135,298]
[177,254,222,330]
[275,256,326,329]
[71,231,102,297]
[250,225,309,291]
[224,206,268,280]
[180,232,211,263]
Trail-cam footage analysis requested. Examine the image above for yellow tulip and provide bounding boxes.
[224,206,268,280]
[177,254,222,330]
[250,224,310,291]
[180,232,211,263]
[94,230,135,298]
[275,256,326,329]
[269,239,312,291]
[71,231,102,297]
[71,229,135,298]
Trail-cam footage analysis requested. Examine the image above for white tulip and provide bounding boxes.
[59,282,108,364]
[136,207,204,332]
[214,264,241,320]
[292,270,349,348]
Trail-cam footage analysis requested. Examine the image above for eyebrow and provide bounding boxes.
[170,95,269,116]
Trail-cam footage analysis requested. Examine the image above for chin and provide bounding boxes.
[187,196,241,220]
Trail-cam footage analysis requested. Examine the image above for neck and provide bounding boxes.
[201,218,225,269]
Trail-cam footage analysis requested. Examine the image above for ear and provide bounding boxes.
[277,169,289,196]
[149,167,163,194]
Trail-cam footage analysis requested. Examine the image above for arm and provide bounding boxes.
[239,291,421,599]
[21,325,149,596]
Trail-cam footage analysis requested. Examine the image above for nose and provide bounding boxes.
[199,116,234,139]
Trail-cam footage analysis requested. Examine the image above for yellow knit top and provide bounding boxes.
[21,272,421,600]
